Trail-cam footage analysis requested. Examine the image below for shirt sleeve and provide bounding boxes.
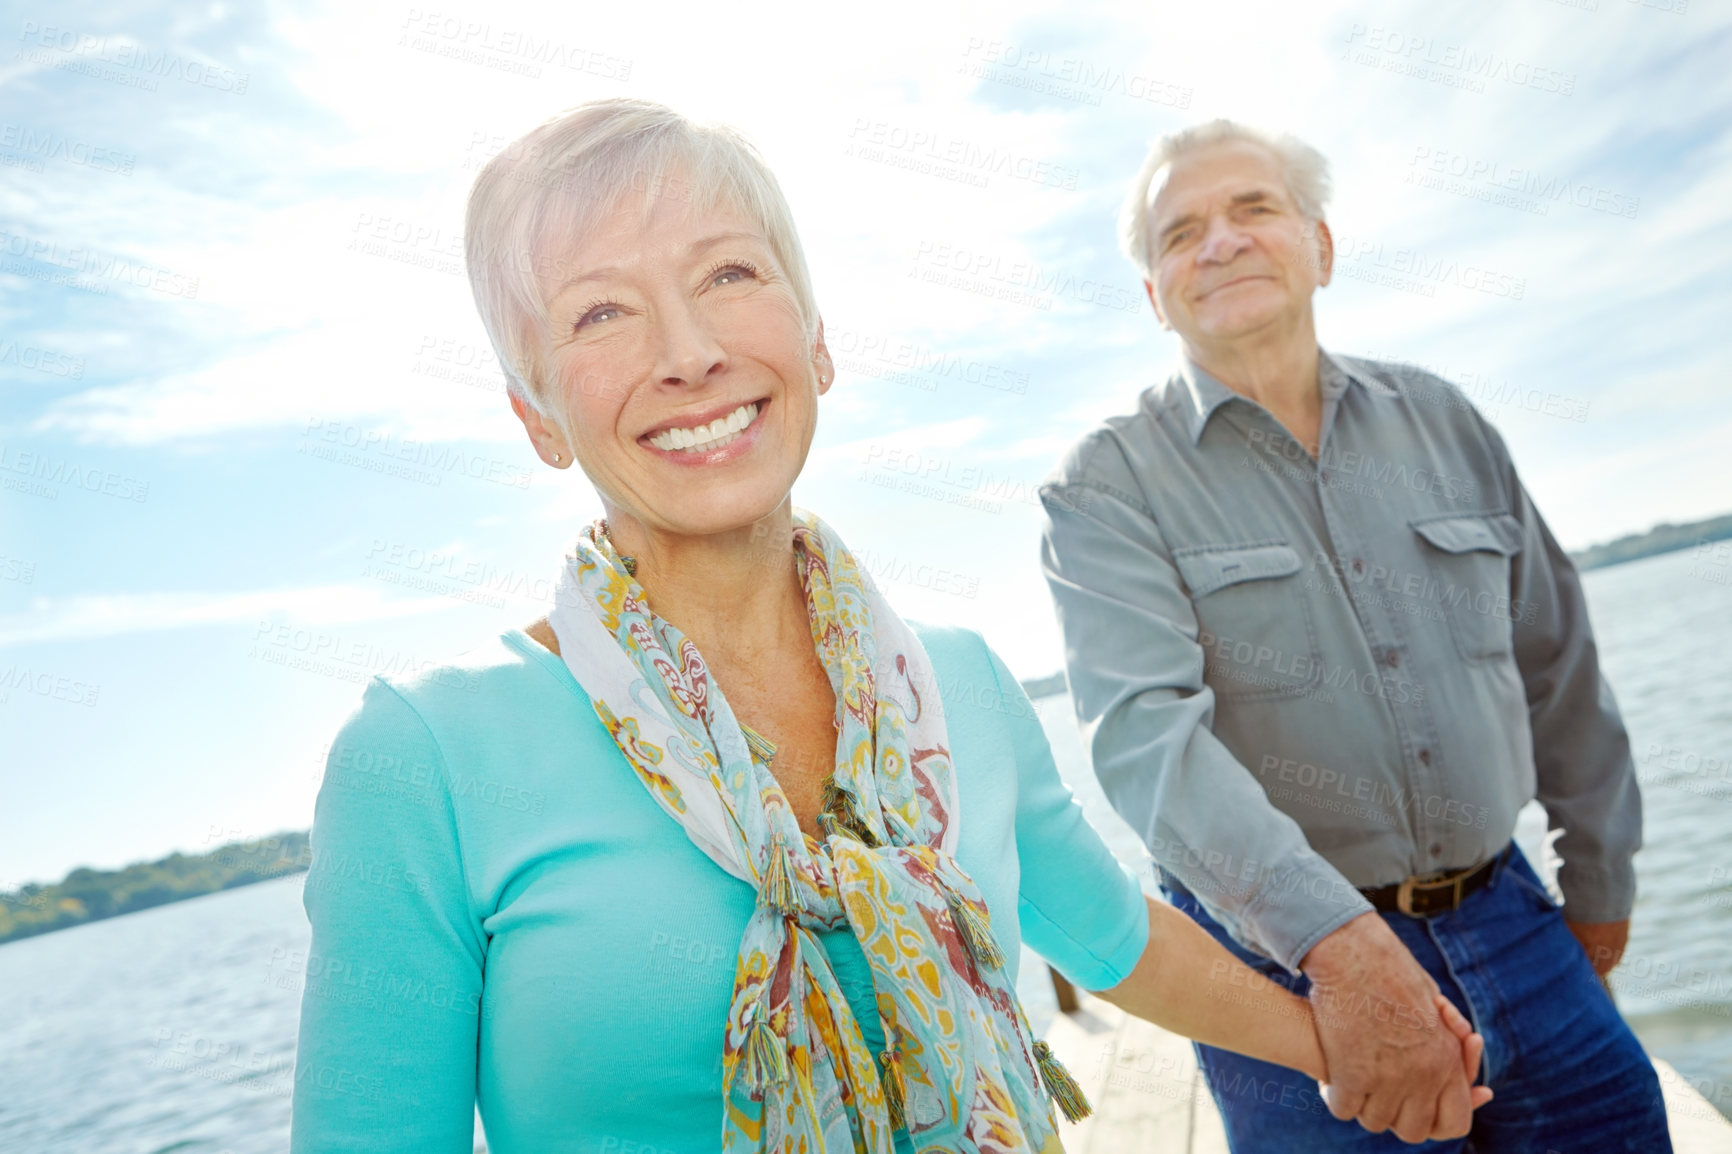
[1481,418,1643,922]
[1038,473,1372,974]
[290,678,487,1153]
[970,632,1150,992]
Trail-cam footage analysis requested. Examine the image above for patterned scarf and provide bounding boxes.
[545,509,1088,1153]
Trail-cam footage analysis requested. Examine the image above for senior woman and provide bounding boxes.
[288,99,1488,1153]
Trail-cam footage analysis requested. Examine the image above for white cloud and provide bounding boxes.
[0,583,460,647]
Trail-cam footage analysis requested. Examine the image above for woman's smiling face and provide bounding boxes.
[524,184,831,539]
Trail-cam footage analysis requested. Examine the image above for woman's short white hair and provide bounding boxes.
[1118,119,1332,280]
[463,98,818,416]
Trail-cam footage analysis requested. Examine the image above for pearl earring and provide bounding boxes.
[553,452,562,464]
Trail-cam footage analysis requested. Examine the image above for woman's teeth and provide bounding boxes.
[647,402,759,453]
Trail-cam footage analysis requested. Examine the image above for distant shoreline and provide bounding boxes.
[1568,511,1732,573]
[0,832,309,947]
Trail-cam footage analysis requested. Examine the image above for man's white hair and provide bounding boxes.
[463,98,818,417]
[1118,119,1332,281]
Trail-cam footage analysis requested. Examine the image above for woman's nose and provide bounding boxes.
[653,299,727,388]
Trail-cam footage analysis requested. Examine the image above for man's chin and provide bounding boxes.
[1191,309,1285,344]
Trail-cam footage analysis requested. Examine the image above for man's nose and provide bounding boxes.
[1195,216,1252,264]
[653,299,727,387]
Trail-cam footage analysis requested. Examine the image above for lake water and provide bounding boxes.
[1,548,1726,1152]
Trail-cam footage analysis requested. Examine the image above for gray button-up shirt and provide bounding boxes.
[1037,350,1641,972]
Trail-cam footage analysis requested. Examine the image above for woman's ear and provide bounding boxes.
[509,387,572,467]
[813,317,834,395]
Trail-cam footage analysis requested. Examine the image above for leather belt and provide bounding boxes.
[1360,843,1511,916]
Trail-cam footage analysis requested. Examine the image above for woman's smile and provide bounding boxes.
[639,396,769,462]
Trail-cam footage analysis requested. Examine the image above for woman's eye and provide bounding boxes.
[575,303,620,331]
[710,262,757,287]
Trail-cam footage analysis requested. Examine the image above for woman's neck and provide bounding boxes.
[604,504,811,665]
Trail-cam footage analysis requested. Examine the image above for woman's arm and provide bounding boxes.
[290,679,486,1153]
[1094,893,1327,1078]
[1092,896,1489,1115]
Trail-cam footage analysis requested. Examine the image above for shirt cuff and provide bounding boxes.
[1170,861,1374,975]
[1556,857,1637,923]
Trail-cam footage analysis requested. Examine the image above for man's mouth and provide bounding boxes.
[643,400,763,454]
[1199,274,1269,299]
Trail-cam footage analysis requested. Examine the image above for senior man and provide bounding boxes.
[1037,120,1668,1151]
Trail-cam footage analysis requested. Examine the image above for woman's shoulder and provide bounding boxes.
[905,620,1040,729]
[906,619,994,675]
[341,628,586,747]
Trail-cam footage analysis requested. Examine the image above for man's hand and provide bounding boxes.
[1302,913,1487,1143]
[1566,918,1630,978]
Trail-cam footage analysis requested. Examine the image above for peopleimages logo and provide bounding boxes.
[15,22,250,93]
[1342,24,1576,95]
[0,443,149,502]
[1407,146,1640,219]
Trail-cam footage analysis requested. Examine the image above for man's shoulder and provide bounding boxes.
[1040,377,1177,502]
[1334,353,1487,423]
[1333,352,1515,467]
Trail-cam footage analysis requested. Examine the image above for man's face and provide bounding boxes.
[1142,140,1332,350]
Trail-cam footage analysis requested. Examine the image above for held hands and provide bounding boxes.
[1303,913,1494,1144]
[1319,995,1492,1141]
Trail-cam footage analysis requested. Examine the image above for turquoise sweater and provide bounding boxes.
[289,624,1149,1153]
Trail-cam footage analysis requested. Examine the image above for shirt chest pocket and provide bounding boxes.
[1174,542,1322,702]
[1410,513,1524,662]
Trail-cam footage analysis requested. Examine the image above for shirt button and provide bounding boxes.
[1385,651,1400,668]
[1351,558,1365,574]
[1430,843,1443,857]
[1418,749,1432,765]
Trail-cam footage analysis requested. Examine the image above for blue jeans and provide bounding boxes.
[1163,845,1672,1152]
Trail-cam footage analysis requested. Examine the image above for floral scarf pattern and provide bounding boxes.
[546,509,1087,1152]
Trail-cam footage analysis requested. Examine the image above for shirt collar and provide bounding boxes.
[1167,349,1392,444]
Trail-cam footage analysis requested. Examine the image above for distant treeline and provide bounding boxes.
[1570,511,1732,573]
[0,831,311,947]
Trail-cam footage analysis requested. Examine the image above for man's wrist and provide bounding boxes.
[1298,910,1378,980]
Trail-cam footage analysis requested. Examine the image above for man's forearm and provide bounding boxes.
[1096,895,1327,1081]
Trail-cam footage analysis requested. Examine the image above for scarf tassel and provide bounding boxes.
[818,774,879,847]
[879,1045,908,1132]
[760,835,800,916]
[946,890,1005,973]
[740,1002,790,1095]
[1032,1039,1092,1123]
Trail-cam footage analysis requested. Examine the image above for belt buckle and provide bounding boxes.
[1396,870,1466,916]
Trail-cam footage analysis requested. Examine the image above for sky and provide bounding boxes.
[2,0,1728,886]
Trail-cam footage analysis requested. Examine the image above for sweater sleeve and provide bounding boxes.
[973,635,1151,993]
[289,678,487,1153]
